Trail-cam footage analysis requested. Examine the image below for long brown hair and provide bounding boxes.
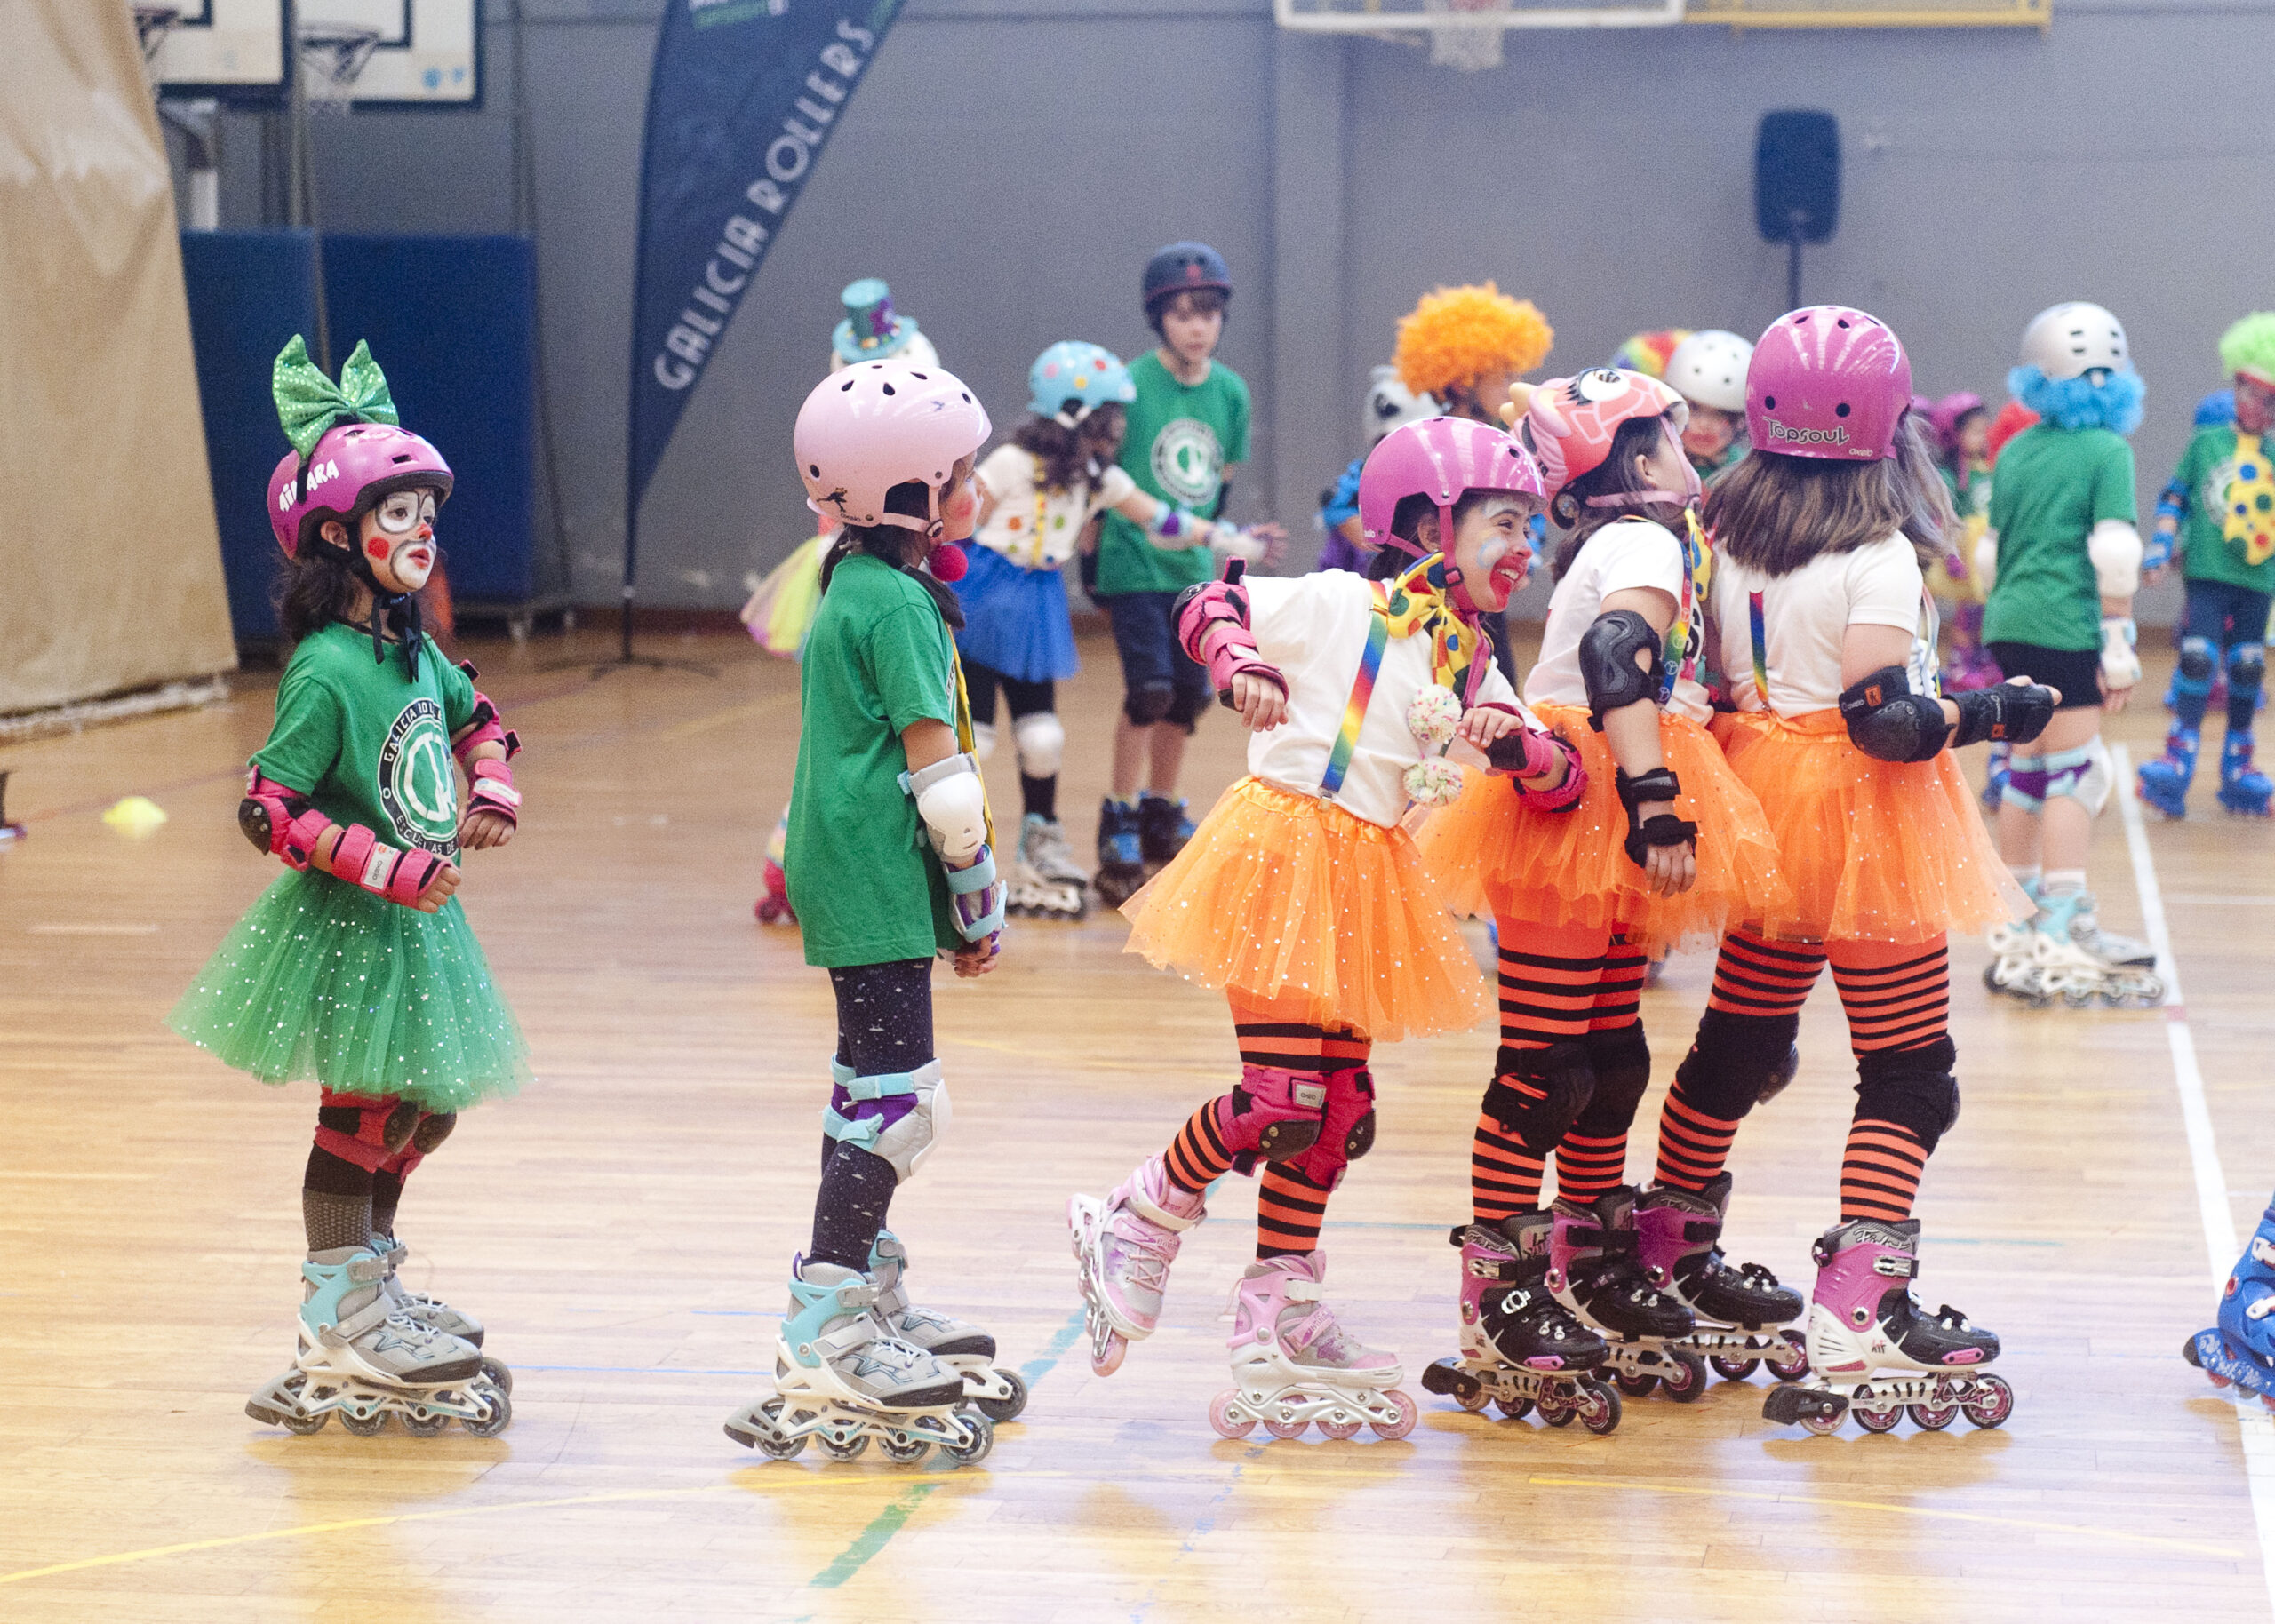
[1012,403,1126,494]
[275,537,416,646]
[817,480,964,627]
[1545,414,1680,579]
[1705,410,1953,576]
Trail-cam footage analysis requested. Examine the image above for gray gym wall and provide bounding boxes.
[192,0,2272,620]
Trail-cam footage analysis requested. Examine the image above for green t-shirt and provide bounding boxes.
[1983,425,2136,653]
[785,554,964,967]
[1095,351,1251,597]
[2171,424,2275,593]
[251,623,475,863]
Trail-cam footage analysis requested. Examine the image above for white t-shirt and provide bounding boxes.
[972,443,1138,571]
[1712,531,1938,717]
[1242,571,1529,828]
[1528,519,1711,726]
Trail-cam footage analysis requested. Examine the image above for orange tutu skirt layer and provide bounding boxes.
[1710,707,2029,944]
[1415,705,1792,953]
[1121,776,1489,1043]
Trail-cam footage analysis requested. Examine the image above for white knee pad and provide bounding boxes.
[969,721,998,762]
[1973,527,2000,594]
[1012,711,1065,779]
[824,1058,951,1182]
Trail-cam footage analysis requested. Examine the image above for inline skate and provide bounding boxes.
[724,1255,994,1467]
[2184,1195,2275,1405]
[1761,1217,2011,1436]
[1068,1153,1206,1375]
[754,808,796,925]
[1093,796,1146,907]
[365,1230,512,1396]
[1421,1214,1620,1433]
[1984,887,2163,1007]
[1137,792,1195,877]
[1542,1187,1702,1397]
[2218,731,2274,817]
[2137,725,2200,819]
[1619,1174,1810,1396]
[246,1246,511,1437]
[866,1230,1026,1422]
[1209,1252,1417,1442]
[1006,813,1089,920]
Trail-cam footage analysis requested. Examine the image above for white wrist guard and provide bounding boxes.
[902,752,986,864]
[1210,525,1267,565]
[2088,519,2144,599]
[2101,616,2142,690]
[1973,528,2000,594]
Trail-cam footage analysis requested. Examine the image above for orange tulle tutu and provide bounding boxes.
[1710,707,2029,944]
[1415,705,1792,953]
[1121,776,1489,1043]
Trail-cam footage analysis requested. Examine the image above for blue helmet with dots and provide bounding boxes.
[1027,341,1137,426]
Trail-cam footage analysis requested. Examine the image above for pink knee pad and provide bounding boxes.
[1289,1068,1377,1192]
[1215,1064,1329,1173]
[314,1088,419,1173]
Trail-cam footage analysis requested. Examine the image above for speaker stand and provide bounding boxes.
[1786,211,1805,310]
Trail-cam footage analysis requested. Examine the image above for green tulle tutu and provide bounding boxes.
[169,868,530,1111]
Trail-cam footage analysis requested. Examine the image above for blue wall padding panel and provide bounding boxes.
[180,229,319,641]
[321,235,535,604]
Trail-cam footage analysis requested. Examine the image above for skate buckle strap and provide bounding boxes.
[1127,1186,1202,1232]
[1281,1278,1323,1304]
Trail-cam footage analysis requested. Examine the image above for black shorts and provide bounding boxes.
[1986,641,2102,711]
[1100,590,1210,730]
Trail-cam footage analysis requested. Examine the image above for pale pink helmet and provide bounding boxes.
[795,361,992,539]
[1514,368,1688,498]
[1358,416,1543,560]
[1746,306,1912,462]
[266,422,453,559]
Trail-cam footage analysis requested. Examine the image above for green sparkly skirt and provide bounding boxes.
[168,868,530,1112]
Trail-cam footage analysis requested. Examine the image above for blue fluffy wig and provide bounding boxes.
[2007,364,2146,435]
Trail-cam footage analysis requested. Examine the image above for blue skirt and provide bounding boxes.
[953,544,1080,682]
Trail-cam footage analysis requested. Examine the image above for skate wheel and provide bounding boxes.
[2183,1333,2206,1369]
[262,1373,329,1436]
[1455,1381,1490,1413]
[727,1397,806,1460]
[1613,1370,1656,1398]
[943,1413,996,1469]
[974,1369,1029,1424]
[1661,1353,1708,1405]
[1577,1380,1622,1437]
[1496,1395,1534,1421]
[1371,1390,1418,1442]
[1090,1334,1127,1380]
[2211,1373,2234,1389]
[339,1407,388,1437]
[1540,1392,1578,1429]
[461,1383,513,1439]
[1710,1356,1760,1382]
[400,1408,451,1437]
[1800,1409,1845,1437]
[480,1356,514,1397]
[1960,1373,2014,1430]
[877,1434,932,1466]
[1908,1400,1960,1432]
[1263,1413,1310,1441]
[1316,1417,1363,1441]
[1853,1404,1903,1434]
[815,1433,870,1462]
[1767,1337,1812,1384]
[1208,1390,1255,1440]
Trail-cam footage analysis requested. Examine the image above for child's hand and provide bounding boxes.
[1457,705,1521,752]
[952,933,1001,978]
[412,862,462,913]
[459,809,515,851]
[1249,521,1289,568]
[1229,671,1289,733]
[1640,835,1696,898]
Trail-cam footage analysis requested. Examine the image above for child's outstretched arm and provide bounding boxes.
[1175,560,1288,732]
[1109,488,1286,569]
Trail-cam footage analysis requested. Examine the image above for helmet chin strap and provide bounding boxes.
[323,533,422,680]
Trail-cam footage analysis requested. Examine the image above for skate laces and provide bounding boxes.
[1104,1206,1185,1294]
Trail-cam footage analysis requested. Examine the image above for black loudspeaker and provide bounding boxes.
[1754,110,1840,244]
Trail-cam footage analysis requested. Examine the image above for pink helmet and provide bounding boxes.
[266,422,453,559]
[795,361,991,537]
[1746,306,1912,462]
[1514,368,1688,498]
[1358,417,1543,559]
[1927,390,1985,456]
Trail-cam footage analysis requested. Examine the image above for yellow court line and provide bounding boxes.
[659,696,793,742]
[1527,1475,2243,1559]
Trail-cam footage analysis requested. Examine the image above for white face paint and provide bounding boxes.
[1452,491,1542,613]
[359,488,439,594]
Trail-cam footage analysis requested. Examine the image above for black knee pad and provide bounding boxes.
[2180,636,2217,683]
[1757,1045,1801,1106]
[1674,1009,1801,1123]
[1163,681,1207,731]
[1574,1025,1650,1134]
[2230,641,2267,692]
[1854,1037,1960,1155]
[1483,1041,1596,1157]
[411,1111,457,1156]
[1125,681,1176,727]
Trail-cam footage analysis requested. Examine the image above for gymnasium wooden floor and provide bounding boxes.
[4,624,2272,1622]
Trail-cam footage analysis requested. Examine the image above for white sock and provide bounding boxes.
[2043,867,2087,896]
[2008,863,2042,892]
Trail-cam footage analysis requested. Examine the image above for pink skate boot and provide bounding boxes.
[1209,1252,1416,1442]
[1067,1155,1206,1376]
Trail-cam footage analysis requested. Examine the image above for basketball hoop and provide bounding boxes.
[297,23,381,113]
[1423,0,1513,68]
[132,3,180,88]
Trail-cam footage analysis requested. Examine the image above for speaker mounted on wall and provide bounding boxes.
[1754,109,1840,306]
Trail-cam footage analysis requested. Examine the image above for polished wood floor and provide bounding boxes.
[3,625,2271,1622]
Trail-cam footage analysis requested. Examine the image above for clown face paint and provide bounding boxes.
[361,487,440,594]
[1449,492,1541,613]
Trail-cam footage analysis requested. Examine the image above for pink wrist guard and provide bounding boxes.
[242,770,334,871]
[467,758,521,825]
[452,664,523,764]
[1177,568,1286,702]
[327,821,445,906]
[1489,728,1587,812]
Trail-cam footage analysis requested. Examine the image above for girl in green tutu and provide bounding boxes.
[171,337,526,1437]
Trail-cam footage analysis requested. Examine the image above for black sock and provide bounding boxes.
[302,1145,375,1252]
[371,1170,406,1240]
[2231,689,2262,736]
[1020,774,1057,822]
[810,1140,898,1270]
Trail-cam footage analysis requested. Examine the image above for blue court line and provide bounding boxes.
[1129,1453,1260,1622]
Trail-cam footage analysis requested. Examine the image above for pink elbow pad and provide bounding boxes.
[452,672,522,764]
[241,771,333,870]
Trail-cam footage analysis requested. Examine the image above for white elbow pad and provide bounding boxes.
[904,752,987,864]
[1973,528,2000,594]
[2088,520,2143,599]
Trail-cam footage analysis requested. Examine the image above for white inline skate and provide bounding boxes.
[724,1255,994,1467]
[1985,887,2163,1008]
[1068,1153,1207,1376]
[866,1230,1027,1422]
[246,1246,511,1437]
[1761,1217,2012,1437]
[1209,1252,1417,1442]
[1421,1214,1620,1434]
[1007,813,1089,921]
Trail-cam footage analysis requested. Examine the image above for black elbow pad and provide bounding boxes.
[1839,665,1950,762]
[1577,609,1664,729]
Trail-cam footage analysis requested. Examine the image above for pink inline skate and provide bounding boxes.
[1209,1253,1416,1442]
[1067,1154,1206,1376]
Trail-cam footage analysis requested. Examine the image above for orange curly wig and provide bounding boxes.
[1393,283,1554,401]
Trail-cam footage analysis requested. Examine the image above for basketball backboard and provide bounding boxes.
[143,0,290,104]
[143,0,481,108]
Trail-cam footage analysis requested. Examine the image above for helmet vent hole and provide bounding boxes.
[1763,395,1777,410]
[1834,402,1851,418]
[910,371,929,380]
[809,463,821,477]
[882,383,897,396]
[840,380,855,392]
[1836,318,1850,329]
[391,452,413,463]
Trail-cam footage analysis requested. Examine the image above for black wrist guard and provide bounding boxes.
[1950,681,2056,748]
[1615,766,1698,868]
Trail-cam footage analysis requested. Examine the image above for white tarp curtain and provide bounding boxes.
[0,0,235,713]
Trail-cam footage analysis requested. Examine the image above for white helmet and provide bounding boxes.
[2020,302,2132,382]
[1663,330,1753,414]
[1364,363,1438,445]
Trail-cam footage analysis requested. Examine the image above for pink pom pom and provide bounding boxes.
[928,542,969,583]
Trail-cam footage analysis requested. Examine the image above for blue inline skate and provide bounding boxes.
[1093,796,1146,906]
[2136,725,2199,819]
[2217,731,2274,817]
[2185,1197,2275,1406]
[1980,742,2011,816]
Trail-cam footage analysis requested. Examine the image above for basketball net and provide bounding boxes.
[1422,0,1510,69]
[132,4,180,93]
[298,25,381,113]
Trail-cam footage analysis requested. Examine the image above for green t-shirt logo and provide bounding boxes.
[379,697,460,856]
[1151,418,1225,510]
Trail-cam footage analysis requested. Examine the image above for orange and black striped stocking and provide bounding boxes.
[1831,935,1951,1222]
[1474,922,1611,1222]
[1555,934,1651,1204]
[1653,930,1827,1191]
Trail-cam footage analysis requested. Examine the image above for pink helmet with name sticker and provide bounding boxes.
[1358,417,1543,560]
[1746,306,1912,462]
[267,423,453,559]
[795,361,991,539]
